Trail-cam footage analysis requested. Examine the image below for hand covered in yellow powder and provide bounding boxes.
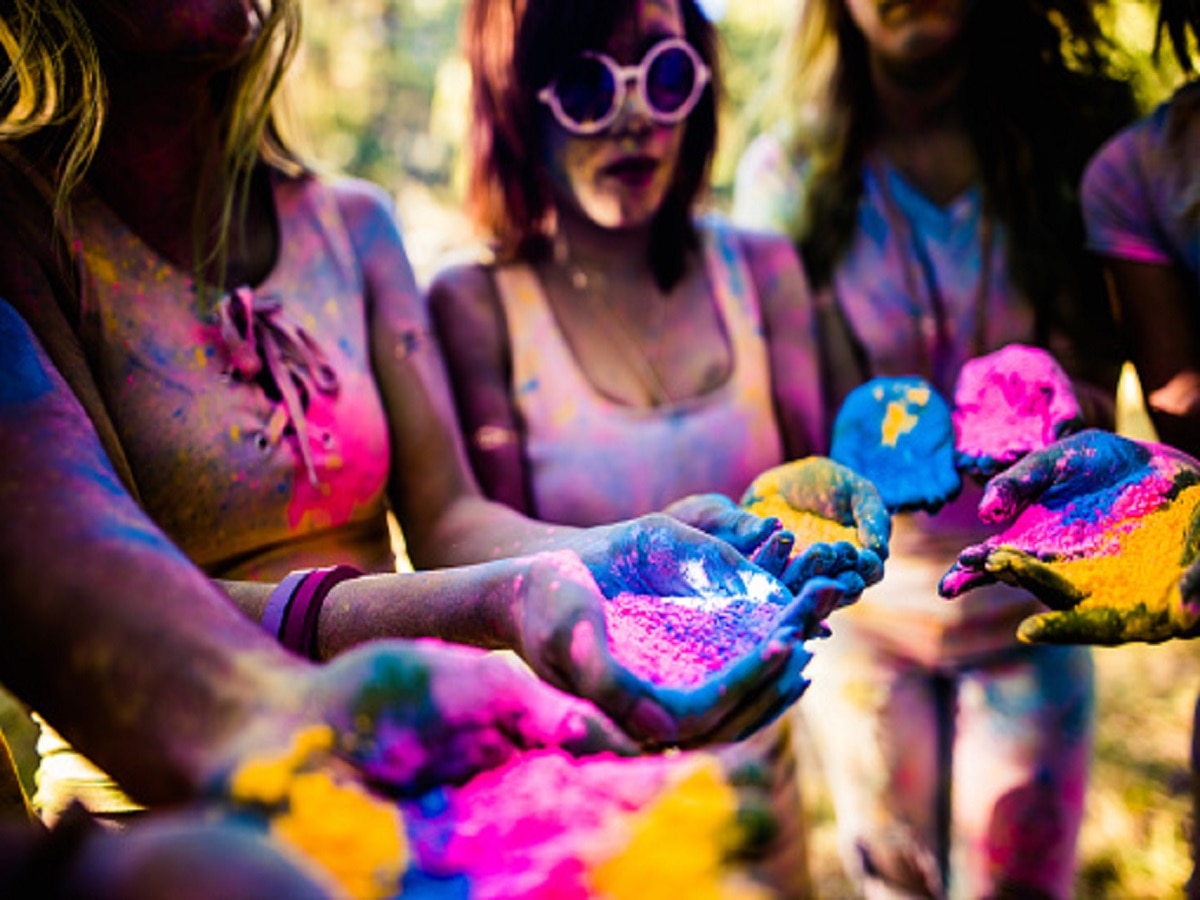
[830,376,961,513]
[215,641,638,899]
[740,457,890,603]
[940,430,1200,644]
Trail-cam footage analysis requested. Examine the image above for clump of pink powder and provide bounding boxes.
[604,593,783,688]
[406,750,686,899]
[953,344,1082,467]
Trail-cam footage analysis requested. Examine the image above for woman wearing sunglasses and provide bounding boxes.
[731,0,1137,896]
[427,0,892,893]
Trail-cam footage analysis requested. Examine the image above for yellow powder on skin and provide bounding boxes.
[589,758,770,900]
[745,495,860,552]
[1018,484,1200,627]
[228,725,409,900]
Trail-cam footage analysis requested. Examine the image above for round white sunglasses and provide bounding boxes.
[537,37,712,136]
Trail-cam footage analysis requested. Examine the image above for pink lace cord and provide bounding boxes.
[216,286,339,486]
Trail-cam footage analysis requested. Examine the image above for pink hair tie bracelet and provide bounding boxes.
[261,565,362,659]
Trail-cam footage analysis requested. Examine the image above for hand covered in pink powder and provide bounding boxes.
[570,520,845,746]
[953,344,1084,480]
[290,640,638,797]
[939,430,1200,644]
[740,457,890,601]
[830,376,961,513]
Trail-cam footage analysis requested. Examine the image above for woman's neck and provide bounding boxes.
[84,69,275,288]
[869,50,967,137]
[554,211,654,285]
[87,74,223,264]
[869,52,978,205]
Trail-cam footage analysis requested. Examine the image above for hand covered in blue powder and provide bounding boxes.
[952,343,1084,480]
[572,516,845,745]
[940,430,1200,645]
[739,457,890,602]
[831,376,960,513]
[663,492,796,578]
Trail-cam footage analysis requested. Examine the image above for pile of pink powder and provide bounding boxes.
[604,593,783,688]
[406,749,682,899]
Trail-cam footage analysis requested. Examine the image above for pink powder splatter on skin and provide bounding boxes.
[953,345,1082,464]
[604,594,783,688]
[981,461,1178,560]
[410,750,686,899]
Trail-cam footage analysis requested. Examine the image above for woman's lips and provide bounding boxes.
[601,156,660,188]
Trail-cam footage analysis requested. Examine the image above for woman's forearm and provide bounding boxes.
[0,309,310,805]
[310,558,530,660]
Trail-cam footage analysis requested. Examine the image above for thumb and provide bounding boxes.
[984,548,1087,611]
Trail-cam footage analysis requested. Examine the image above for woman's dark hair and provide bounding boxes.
[782,0,1137,382]
[462,0,718,290]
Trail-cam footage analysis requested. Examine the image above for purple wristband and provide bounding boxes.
[279,564,362,659]
[261,569,313,640]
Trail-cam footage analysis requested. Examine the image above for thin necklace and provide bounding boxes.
[873,162,993,393]
[552,232,675,407]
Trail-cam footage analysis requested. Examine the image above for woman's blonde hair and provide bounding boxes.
[0,0,306,304]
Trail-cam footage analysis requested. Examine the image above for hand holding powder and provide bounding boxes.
[952,343,1084,479]
[404,749,760,899]
[940,429,1200,644]
[603,593,787,689]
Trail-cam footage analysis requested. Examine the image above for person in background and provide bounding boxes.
[1079,0,1200,892]
[0,0,824,827]
[732,0,1136,895]
[428,0,890,894]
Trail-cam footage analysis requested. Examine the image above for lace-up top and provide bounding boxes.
[72,171,393,579]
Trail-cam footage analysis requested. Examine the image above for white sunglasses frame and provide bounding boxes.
[537,37,712,136]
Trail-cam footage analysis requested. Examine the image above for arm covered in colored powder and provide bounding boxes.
[0,295,628,804]
[940,429,1200,644]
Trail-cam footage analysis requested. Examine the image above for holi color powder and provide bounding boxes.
[603,594,782,688]
[743,495,860,553]
[1008,482,1200,617]
[228,726,409,900]
[952,344,1082,466]
[985,462,1183,559]
[404,750,760,900]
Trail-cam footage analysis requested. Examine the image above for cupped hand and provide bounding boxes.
[530,540,849,748]
[939,429,1200,644]
[952,344,1084,479]
[830,376,961,513]
[740,456,890,599]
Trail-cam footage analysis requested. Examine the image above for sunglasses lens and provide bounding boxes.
[646,45,699,116]
[554,55,617,130]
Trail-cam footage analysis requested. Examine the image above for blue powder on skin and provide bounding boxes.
[0,300,53,404]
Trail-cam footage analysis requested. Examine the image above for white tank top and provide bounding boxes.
[494,222,786,525]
